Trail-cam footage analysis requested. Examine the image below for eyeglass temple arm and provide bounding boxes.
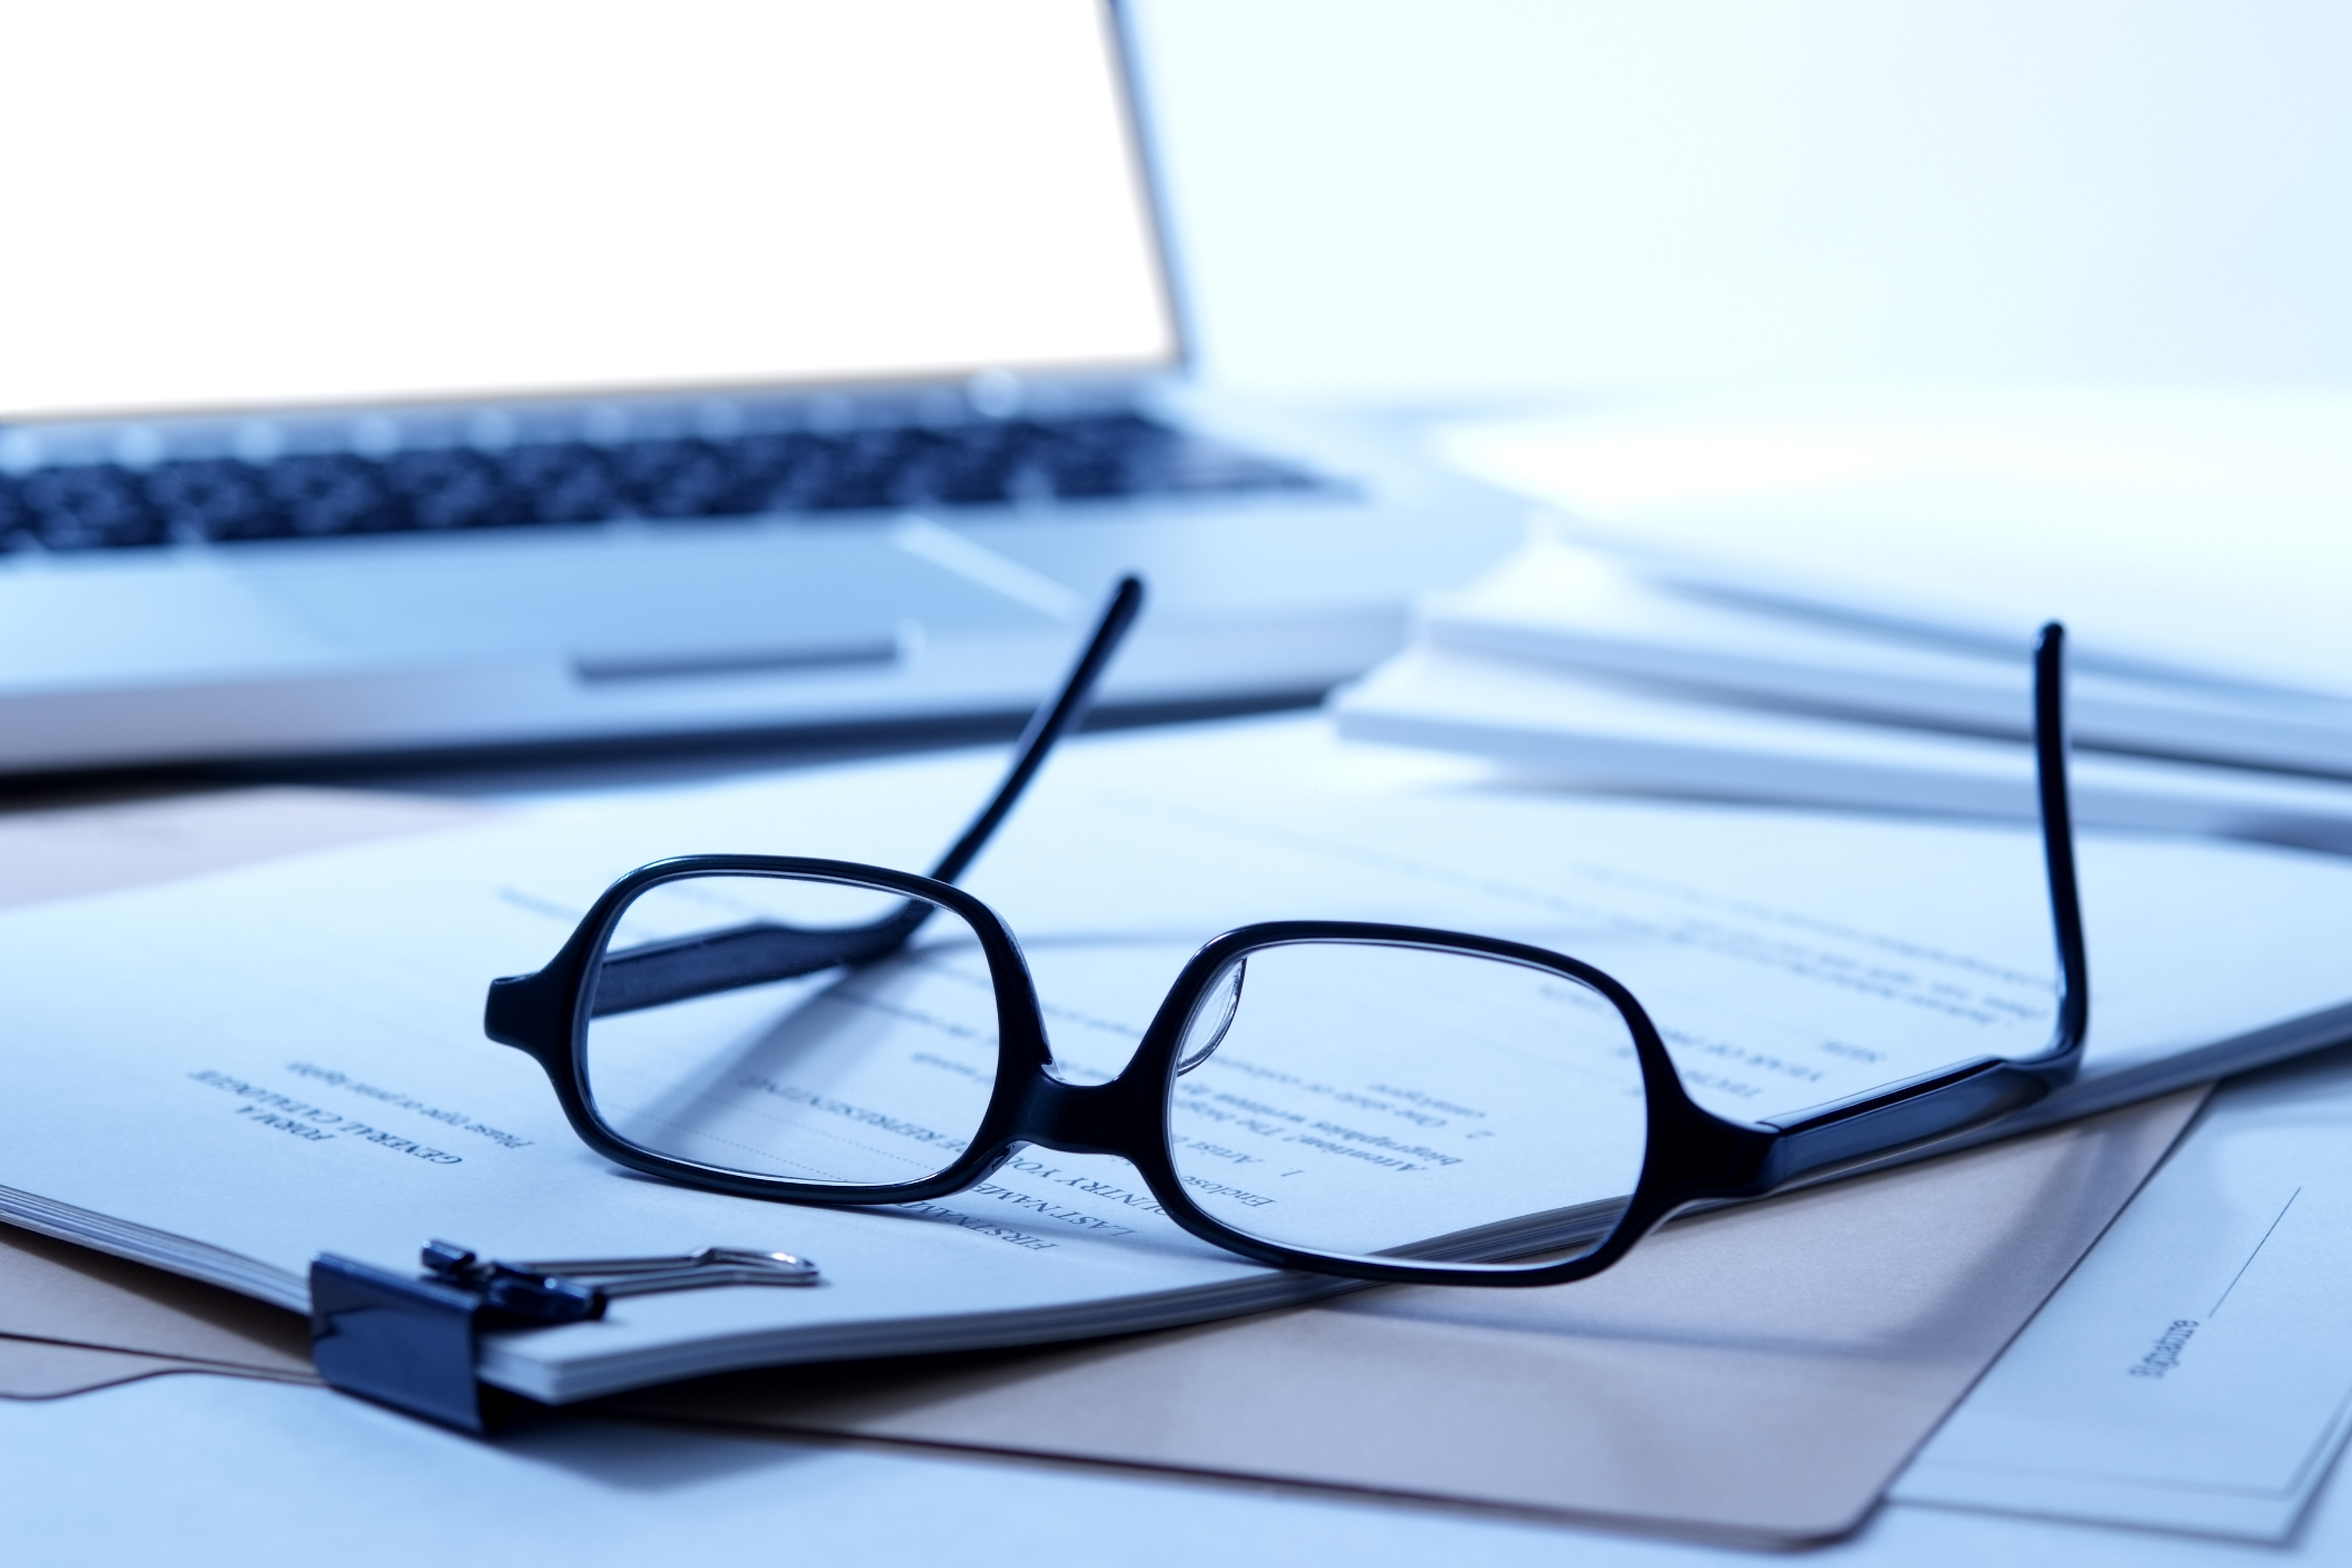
[582,578,1144,1017]
[1745,621,2088,1190]
[928,574,1145,886]
[587,911,928,1015]
[2033,621,2090,1064]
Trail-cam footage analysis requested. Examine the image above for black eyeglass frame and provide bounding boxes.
[487,584,2088,1287]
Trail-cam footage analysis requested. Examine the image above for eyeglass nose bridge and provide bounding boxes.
[1010,1067,1164,1160]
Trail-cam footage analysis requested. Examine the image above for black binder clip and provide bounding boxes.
[310,1240,819,1431]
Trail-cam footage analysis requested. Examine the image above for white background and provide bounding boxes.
[1136,0,2352,397]
[15,2,2347,415]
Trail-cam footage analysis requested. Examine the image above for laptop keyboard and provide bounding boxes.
[0,413,1322,552]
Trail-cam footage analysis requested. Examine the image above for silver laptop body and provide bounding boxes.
[0,0,1518,772]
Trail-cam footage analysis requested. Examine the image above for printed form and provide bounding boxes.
[1898,1044,2352,1541]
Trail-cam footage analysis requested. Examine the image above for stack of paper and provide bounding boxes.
[1332,527,2352,854]
[1433,389,2352,702]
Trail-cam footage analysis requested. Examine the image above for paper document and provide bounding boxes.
[1433,388,2352,702]
[1332,532,2352,852]
[1335,644,2352,855]
[2,718,2350,1402]
[1896,1045,2352,1541]
[1417,533,2352,779]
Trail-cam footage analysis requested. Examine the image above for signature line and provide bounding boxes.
[2211,1187,2301,1318]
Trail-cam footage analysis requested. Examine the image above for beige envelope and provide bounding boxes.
[0,1224,317,1386]
[0,1336,310,1400]
[618,1089,2200,1544]
[0,785,2207,1543]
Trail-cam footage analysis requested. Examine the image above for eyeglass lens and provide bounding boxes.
[1166,941,1647,1267]
[581,873,1001,1186]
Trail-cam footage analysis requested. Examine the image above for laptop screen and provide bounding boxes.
[2,0,1178,422]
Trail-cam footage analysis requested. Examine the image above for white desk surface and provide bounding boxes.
[2,1372,2339,1565]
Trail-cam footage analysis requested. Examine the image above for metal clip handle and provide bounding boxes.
[420,1240,819,1321]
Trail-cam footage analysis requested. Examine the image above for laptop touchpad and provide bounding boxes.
[243,529,1046,674]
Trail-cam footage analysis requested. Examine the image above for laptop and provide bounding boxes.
[0,0,1519,774]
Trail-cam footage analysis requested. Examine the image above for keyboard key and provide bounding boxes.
[385,449,530,530]
[0,475,32,548]
[147,458,278,540]
[613,438,758,520]
[919,422,1032,505]
[264,454,407,536]
[723,432,824,511]
[799,428,929,512]
[18,465,167,549]
[502,443,624,523]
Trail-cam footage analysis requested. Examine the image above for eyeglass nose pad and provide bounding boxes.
[1174,957,1247,1076]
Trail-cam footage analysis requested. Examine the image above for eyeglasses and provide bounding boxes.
[485,578,2087,1286]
